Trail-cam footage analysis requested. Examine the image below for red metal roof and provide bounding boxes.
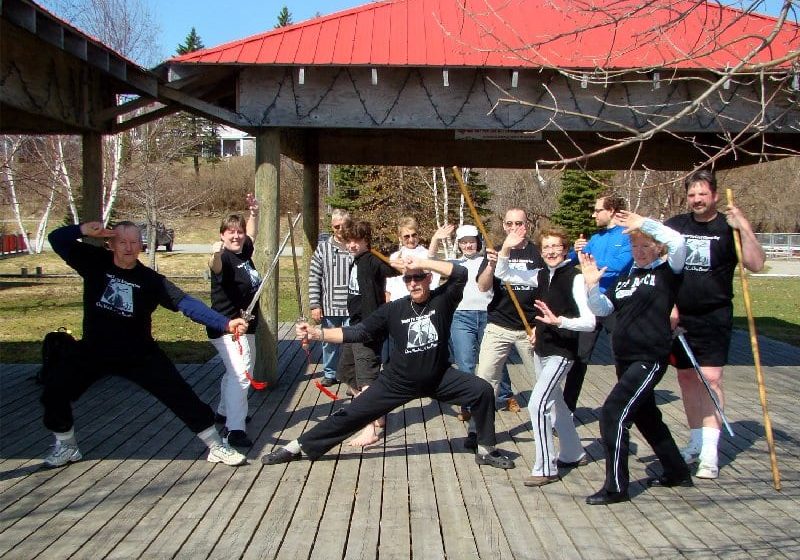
[171,0,799,70]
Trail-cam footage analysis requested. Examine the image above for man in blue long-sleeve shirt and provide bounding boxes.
[563,196,633,412]
[41,221,250,468]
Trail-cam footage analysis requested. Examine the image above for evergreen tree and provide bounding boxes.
[551,169,615,240]
[171,28,218,175]
[176,27,205,55]
[275,6,293,28]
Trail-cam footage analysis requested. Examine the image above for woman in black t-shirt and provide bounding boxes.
[208,195,260,448]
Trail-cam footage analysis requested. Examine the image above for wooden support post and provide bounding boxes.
[253,129,281,384]
[302,152,320,319]
[81,132,104,245]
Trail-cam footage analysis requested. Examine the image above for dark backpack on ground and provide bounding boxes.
[37,328,77,385]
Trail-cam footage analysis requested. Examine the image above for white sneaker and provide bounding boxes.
[695,462,719,479]
[680,445,700,465]
[207,442,247,466]
[44,440,82,467]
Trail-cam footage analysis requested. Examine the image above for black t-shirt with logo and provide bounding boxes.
[343,265,467,390]
[478,241,545,329]
[61,236,185,358]
[606,262,682,363]
[347,251,397,324]
[664,212,737,312]
[208,237,260,338]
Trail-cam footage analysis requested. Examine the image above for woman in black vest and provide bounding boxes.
[495,228,596,487]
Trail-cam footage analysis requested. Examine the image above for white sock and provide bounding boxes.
[477,444,495,455]
[54,429,77,446]
[197,426,222,448]
[700,427,720,465]
[285,440,302,455]
[688,428,702,450]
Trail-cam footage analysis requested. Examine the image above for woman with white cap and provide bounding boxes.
[428,223,492,426]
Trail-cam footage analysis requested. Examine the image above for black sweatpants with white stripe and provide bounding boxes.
[599,360,689,494]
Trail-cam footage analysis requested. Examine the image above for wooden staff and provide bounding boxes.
[370,248,392,265]
[726,188,781,491]
[452,166,532,336]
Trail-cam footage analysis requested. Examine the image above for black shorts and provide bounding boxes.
[672,306,733,369]
[337,340,381,390]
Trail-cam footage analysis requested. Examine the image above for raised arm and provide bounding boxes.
[578,252,613,317]
[725,204,766,272]
[246,193,259,239]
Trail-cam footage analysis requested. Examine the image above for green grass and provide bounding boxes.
[0,255,302,363]
[732,276,800,347]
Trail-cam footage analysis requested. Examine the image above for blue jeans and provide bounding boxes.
[449,310,513,406]
[321,316,348,380]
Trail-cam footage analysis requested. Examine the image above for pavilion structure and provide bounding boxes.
[3,0,799,379]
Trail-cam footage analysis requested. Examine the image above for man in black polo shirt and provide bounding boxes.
[262,256,515,470]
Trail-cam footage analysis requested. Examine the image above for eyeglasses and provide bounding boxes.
[542,244,564,251]
[332,224,343,230]
[401,233,419,240]
[403,273,428,283]
[504,221,526,227]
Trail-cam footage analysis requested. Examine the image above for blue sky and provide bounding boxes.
[155,0,794,62]
[157,1,365,60]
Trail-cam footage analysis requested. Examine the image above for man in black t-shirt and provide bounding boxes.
[474,208,544,424]
[262,256,515,470]
[42,221,250,469]
[665,170,765,480]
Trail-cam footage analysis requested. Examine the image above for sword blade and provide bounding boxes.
[677,333,735,437]
[241,212,302,321]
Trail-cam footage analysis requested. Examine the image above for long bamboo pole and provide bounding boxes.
[726,188,780,491]
[451,167,532,336]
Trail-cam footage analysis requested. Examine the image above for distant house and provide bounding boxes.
[218,125,255,157]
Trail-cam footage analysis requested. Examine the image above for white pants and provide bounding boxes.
[529,354,585,476]
[476,323,537,397]
[210,334,254,431]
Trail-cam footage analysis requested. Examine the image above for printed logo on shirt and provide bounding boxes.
[684,235,717,272]
[507,259,535,291]
[97,275,137,316]
[614,272,656,299]
[402,311,438,353]
[348,265,360,296]
[239,261,261,288]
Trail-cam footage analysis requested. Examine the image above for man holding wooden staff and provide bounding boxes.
[666,169,765,479]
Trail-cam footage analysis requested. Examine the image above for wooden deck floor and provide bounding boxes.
[2,324,799,559]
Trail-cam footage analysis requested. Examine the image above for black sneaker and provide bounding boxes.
[320,377,338,387]
[223,429,253,448]
[475,450,515,470]
[261,448,300,465]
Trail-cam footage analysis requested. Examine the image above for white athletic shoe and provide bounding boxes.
[695,462,719,479]
[207,442,247,466]
[680,445,700,465]
[44,440,82,467]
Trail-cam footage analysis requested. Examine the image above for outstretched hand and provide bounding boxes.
[533,299,561,326]
[615,210,645,234]
[80,221,116,239]
[578,252,607,288]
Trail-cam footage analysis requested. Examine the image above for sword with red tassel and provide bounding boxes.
[234,212,303,390]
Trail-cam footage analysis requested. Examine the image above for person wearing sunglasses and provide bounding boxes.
[385,216,439,303]
[494,228,596,487]
[474,208,545,421]
[263,255,515,471]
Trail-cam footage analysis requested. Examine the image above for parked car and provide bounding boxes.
[138,222,175,252]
